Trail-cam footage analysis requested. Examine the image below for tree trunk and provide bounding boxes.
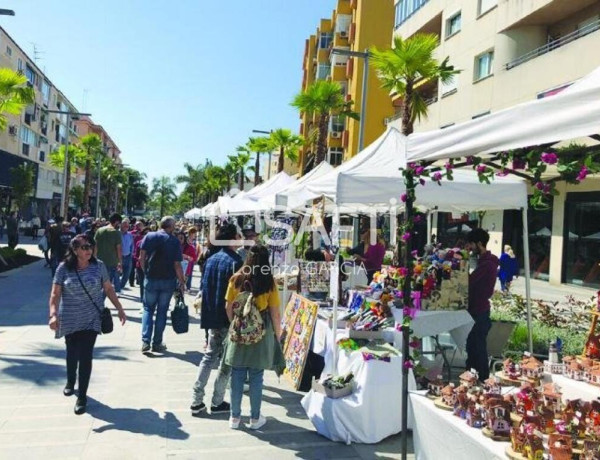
[278,146,285,173]
[239,168,244,190]
[83,155,92,213]
[401,81,414,136]
[315,113,329,165]
[62,149,71,218]
[254,153,261,185]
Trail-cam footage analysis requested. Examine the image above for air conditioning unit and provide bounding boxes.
[8,125,17,136]
[340,31,348,38]
[331,131,342,139]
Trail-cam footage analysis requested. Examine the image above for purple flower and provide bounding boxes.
[419,178,426,186]
[400,193,407,203]
[577,165,589,181]
[413,214,423,223]
[444,162,453,170]
[543,184,551,194]
[540,152,558,165]
[398,267,408,277]
[403,359,414,369]
[409,340,420,349]
[415,166,425,176]
[403,307,418,319]
[432,172,443,182]
[535,181,544,191]
[402,232,411,242]
[512,158,526,170]
[476,165,487,174]
[495,170,509,177]
[411,250,418,258]
[466,156,474,165]
[408,162,416,170]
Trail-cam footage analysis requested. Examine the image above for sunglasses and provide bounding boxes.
[77,244,94,251]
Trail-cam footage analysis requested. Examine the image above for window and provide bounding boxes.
[395,0,429,28]
[25,65,36,86]
[319,32,333,49]
[17,58,23,72]
[440,75,457,95]
[5,45,11,56]
[41,80,50,105]
[39,151,45,162]
[446,12,461,37]
[328,147,344,166]
[330,116,345,133]
[478,0,497,17]
[20,125,36,145]
[474,51,494,81]
[335,14,352,35]
[316,63,331,80]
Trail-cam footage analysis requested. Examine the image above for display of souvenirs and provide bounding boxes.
[441,383,457,407]
[542,382,562,416]
[501,358,522,383]
[459,369,479,389]
[544,341,565,374]
[483,376,502,396]
[466,401,486,428]
[453,388,470,419]
[298,261,330,293]
[557,399,590,439]
[347,296,394,332]
[485,399,512,438]
[548,433,573,460]
[585,333,600,360]
[562,355,600,384]
[514,383,542,417]
[583,439,600,460]
[510,414,545,459]
[520,354,544,383]
[427,375,445,398]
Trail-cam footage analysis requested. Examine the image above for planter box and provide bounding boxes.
[312,380,353,399]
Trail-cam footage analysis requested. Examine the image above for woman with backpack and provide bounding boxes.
[224,244,284,430]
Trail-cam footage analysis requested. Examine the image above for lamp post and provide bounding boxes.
[0,9,15,15]
[95,146,106,219]
[43,109,91,218]
[252,129,272,180]
[331,48,369,152]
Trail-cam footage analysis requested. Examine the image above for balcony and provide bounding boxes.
[394,0,430,29]
[505,18,600,70]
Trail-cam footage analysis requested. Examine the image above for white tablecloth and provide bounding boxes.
[546,373,600,401]
[410,391,507,460]
[302,348,416,444]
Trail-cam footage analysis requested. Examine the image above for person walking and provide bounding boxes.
[119,219,134,292]
[50,221,76,277]
[6,211,18,249]
[190,223,242,416]
[138,216,186,353]
[498,244,519,294]
[182,231,198,291]
[94,213,122,293]
[465,228,498,381]
[129,221,144,287]
[31,215,41,240]
[224,244,284,430]
[134,227,150,302]
[48,234,126,415]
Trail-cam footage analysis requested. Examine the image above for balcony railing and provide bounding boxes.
[506,19,600,70]
[395,0,430,29]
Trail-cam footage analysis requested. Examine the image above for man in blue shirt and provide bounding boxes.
[118,219,134,293]
[139,216,186,353]
[191,223,242,415]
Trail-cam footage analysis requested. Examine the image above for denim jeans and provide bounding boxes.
[230,367,264,419]
[119,255,133,292]
[107,266,120,293]
[142,277,176,346]
[192,327,231,407]
[465,310,492,381]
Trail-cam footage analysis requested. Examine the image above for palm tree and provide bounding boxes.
[268,129,303,173]
[232,148,252,189]
[176,162,204,207]
[291,80,359,167]
[247,136,272,185]
[151,176,177,218]
[49,144,85,217]
[79,133,103,213]
[0,68,35,131]
[370,33,459,136]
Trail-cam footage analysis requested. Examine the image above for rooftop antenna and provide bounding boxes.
[30,43,44,64]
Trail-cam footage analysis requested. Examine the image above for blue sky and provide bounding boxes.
[1,0,334,186]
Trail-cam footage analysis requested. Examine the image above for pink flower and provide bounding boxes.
[408,162,416,170]
[444,162,453,170]
[398,267,408,277]
[543,184,551,194]
[403,360,414,369]
[476,165,487,174]
[411,250,418,258]
[409,340,420,349]
[535,181,544,190]
[415,166,425,176]
[402,232,411,242]
[413,214,422,223]
[403,307,418,319]
[419,178,426,186]
[465,156,474,165]
[400,193,407,203]
[432,172,443,182]
[495,170,509,177]
[577,165,589,181]
[541,152,558,165]
[512,158,526,170]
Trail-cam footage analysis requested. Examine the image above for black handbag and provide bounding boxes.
[171,292,189,334]
[75,269,113,334]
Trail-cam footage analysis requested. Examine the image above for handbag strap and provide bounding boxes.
[74,268,103,315]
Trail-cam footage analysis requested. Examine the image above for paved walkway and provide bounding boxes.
[0,241,412,460]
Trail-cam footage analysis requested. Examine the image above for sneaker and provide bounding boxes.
[249,414,267,430]
[229,417,241,429]
[210,401,231,414]
[74,396,87,415]
[151,343,167,353]
[141,343,151,353]
[63,385,75,397]
[190,402,206,415]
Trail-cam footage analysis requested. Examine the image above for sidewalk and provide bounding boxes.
[0,250,412,459]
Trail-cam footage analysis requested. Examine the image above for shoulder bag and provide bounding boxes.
[75,268,113,334]
[171,291,189,334]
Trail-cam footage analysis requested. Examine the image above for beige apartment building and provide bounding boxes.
[390,0,600,289]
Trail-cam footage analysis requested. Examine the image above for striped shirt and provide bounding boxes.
[53,260,109,338]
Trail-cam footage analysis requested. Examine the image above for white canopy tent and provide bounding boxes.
[184,207,203,219]
[274,161,334,211]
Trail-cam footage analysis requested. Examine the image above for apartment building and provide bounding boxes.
[298,0,394,173]
[390,0,600,289]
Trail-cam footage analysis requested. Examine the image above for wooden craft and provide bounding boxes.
[505,446,527,460]
[281,293,319,390]
[433,397,453,412]
[495,370,522,387]
[482,426,510,442]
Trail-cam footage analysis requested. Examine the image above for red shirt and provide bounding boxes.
[183,243,197,276]
[468,250,499,315]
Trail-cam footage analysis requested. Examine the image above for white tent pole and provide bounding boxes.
[426,210,432,245]
[521,207,533,353]
[331,207,341,372]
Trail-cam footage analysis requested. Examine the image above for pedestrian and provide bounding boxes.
[31,215,41,240]
[94,213,123,293]
[351,227,386,284]
[138,216,186,353]
[134,227,150,302]
[48,234,127,415]
[498,244,519,294]
[237,225,259,262]
[69,217,81,235]
[6,211,18,249]
[224,244,284,430]
[50,221,76,277]
[181,231,198,291]
[190,223,242,416]
[119,219,134,292]
[465,228,498,381]
[129,221,144,287]
[0,212,5,241]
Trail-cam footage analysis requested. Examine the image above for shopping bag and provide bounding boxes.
[171,293,189,334]
[38,235,48,252]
